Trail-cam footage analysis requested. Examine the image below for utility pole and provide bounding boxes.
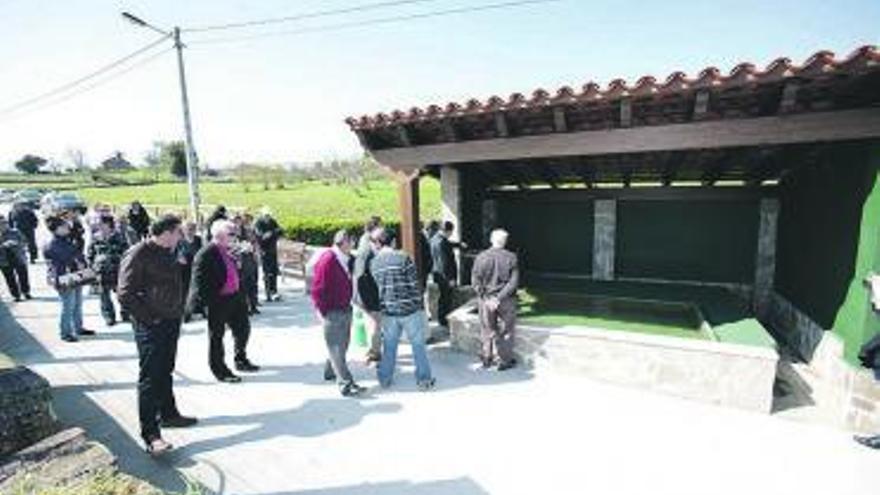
[122,13,201,222]
[173,27,201,223]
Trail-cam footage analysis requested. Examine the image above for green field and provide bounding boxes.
[73,179,441,222]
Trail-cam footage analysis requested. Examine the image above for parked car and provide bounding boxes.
[41,191,86,215]
[12,189,43,209]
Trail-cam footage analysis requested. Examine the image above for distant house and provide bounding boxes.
[101,152,133,171]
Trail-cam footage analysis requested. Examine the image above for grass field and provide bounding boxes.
[72,178,442,224]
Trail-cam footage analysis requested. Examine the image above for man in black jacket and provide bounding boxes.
[429,221,465,327]
[187,219,260,383]
[254,207,283,301]
[8,202,38,263]
[117,214,196,456]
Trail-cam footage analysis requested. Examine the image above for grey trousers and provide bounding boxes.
[479,296,517,364]
[323,308,354,386]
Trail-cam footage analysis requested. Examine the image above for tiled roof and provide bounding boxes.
[345,45,878,132]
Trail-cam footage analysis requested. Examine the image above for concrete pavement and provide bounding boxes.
[0,261,875,495]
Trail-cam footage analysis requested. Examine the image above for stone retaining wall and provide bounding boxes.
[0,366,57,457]
[449,302,779,412]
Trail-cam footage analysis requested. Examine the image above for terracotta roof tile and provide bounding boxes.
[345,45,879,130]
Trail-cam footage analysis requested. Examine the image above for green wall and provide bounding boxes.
[497,199,594,277]
[775,141,880,364]
[616,200,759,283]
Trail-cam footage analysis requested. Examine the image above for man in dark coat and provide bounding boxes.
[187,219,260,383]
[429,221,465,327]
[471,229,520,370]
[118,214,196,456]
[8,201,39,263]
[127,201,151,242]
[87,215,129,325]
[177,221,203,320]
[253,207,283,301]
[0,217,30,301]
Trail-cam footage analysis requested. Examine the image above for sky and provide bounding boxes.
[0,0,878,170]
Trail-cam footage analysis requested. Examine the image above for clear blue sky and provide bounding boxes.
[0,0,877,169]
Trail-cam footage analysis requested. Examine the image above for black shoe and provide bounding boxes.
[218,374,242,383]
[235,360,260,372]
[13,296,21,302]
[105,319,116,327]
[480,356,495,369]
[324,368,337,382]
[341,382,367,397]
[854,435,880,449]
[161,415,198,428]
[417,378,437,391]
[23,293,31,300]
[79,329,96,336]
[61,335,79,343]
[497,359,518,371]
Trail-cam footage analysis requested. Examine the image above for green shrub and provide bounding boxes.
[282,218,401,246]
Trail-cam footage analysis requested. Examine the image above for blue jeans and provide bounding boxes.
[378,310,432,387]
[58,287,83,338]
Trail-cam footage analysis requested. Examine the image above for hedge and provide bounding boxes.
[282,218,402,246]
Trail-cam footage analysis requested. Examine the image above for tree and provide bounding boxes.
[163,141,188,178]
[14,154,46,175]
[65,148,88,171]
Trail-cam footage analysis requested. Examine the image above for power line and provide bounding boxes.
[0,34,171,116]
[0,46,174,122]
[184,0,443,33]
[189,0,558,46]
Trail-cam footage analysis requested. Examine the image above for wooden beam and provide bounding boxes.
[693,91,710,120]
[370,108,880,172]
[553,107,568,133]
[397,173,421,272]
[443,120,458,142]
[487,185,777,203]
[620,98,632,128]
[779,82,799,114]
[494,113,509,138]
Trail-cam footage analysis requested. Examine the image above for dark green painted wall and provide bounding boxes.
[497,199,594,276]
[775,141,880,363]
[616,200,759,283]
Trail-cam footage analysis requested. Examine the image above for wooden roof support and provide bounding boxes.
[397,125,412,147]
[553,107,568,133]
[443,120,458,142]
[693,90,710,120]
[370,108,880,172]
[396,172,422,279]
[620,98,632,128]
[494,112,509,138]
[779,81,800,114]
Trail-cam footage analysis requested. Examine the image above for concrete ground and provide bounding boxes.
[0,261,876,495]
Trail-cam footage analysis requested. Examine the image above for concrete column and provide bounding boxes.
[754,198,780,315]
[481,199,498,245]
[593,199,616,281]
[440,166,462,242]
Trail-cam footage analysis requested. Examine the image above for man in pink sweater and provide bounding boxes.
[311,230,367,397]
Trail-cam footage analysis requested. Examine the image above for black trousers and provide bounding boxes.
[262,250,278,296]
[1,262,30,299]
[433,273,453,327]
[134,318,181,444]
[206,292,251,378]
[22,231,37,262]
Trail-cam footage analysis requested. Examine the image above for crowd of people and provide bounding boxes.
[1,198,523,456]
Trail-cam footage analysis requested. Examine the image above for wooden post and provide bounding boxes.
[397,171,422,278]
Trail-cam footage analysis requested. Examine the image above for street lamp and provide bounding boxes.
[122,12,202,223]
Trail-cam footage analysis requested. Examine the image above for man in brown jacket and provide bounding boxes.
[471,229,519,371]
[118,214,196,456]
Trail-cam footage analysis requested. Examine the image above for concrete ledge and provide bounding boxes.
[449,302,778,413]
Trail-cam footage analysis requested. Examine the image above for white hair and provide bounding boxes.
[490,229,509,248]
[210,219,236,240]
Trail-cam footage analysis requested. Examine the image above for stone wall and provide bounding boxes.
[0,366,58,457]
[449,303,779,412]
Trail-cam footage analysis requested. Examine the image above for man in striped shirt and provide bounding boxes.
[370,228,435,391]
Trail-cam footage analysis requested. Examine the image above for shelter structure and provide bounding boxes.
[347,46,880,426]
